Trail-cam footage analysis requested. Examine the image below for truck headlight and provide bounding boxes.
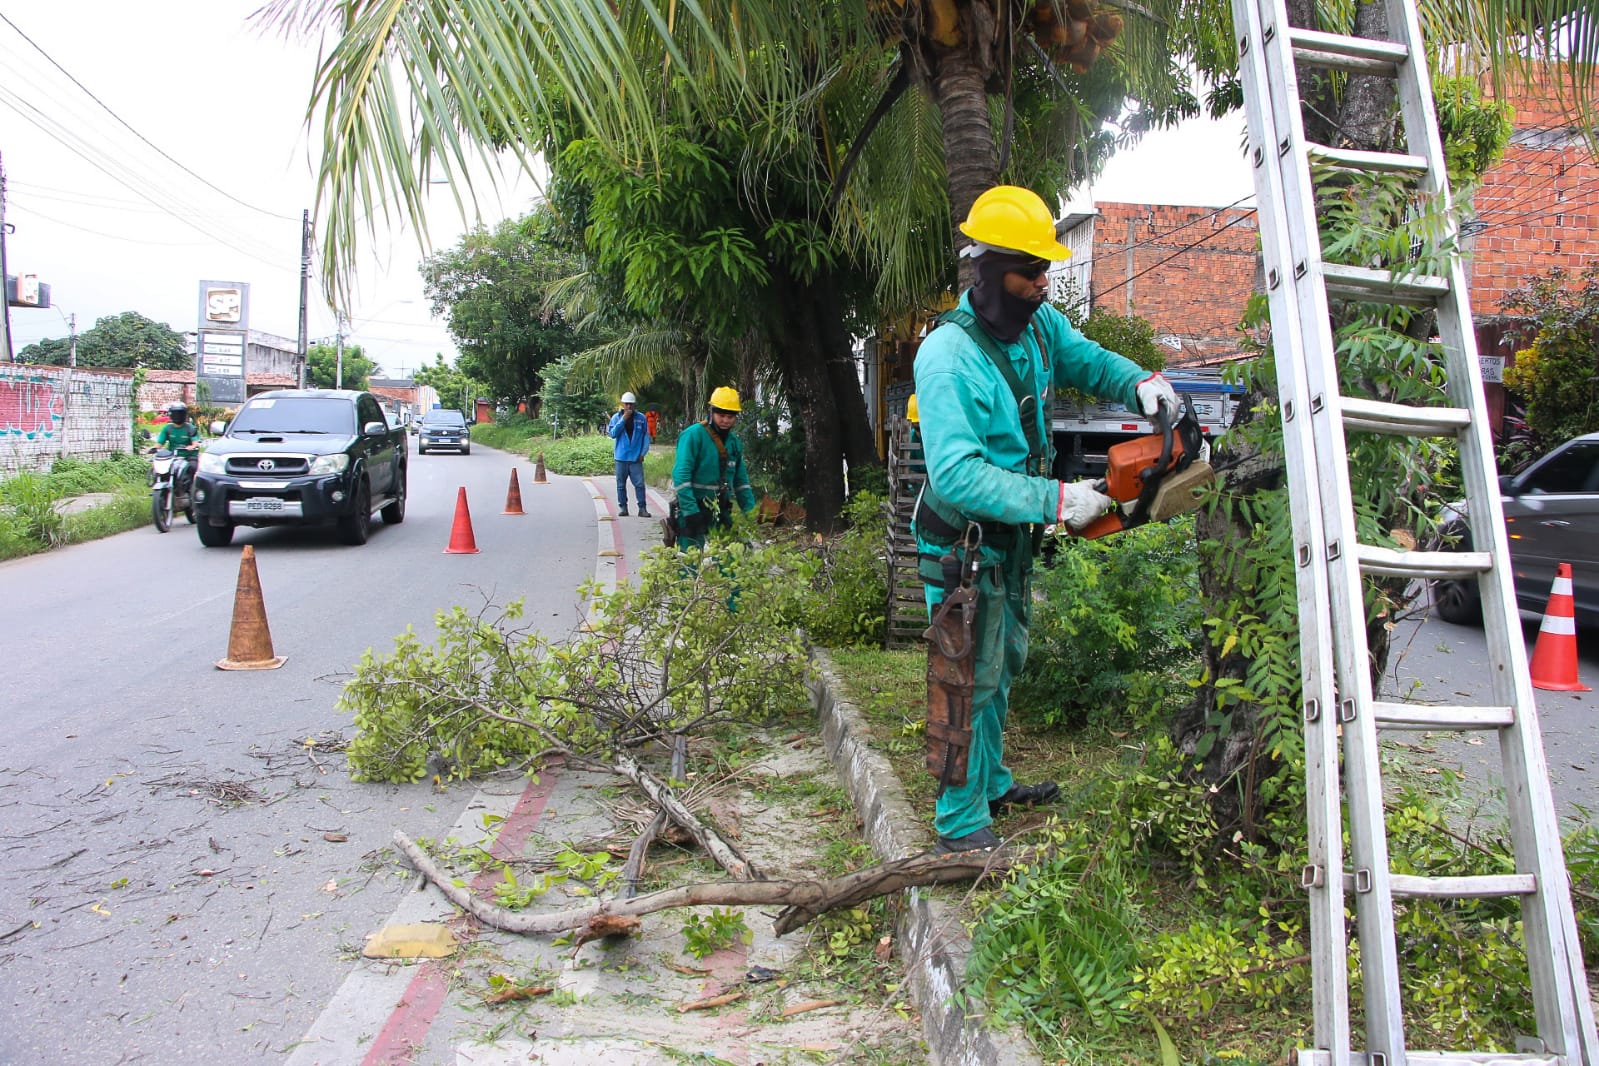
[309,454,350,475]
[198,452,225,474]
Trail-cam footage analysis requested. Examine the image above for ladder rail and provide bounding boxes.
[1381,0,1595,1048]
[1231,0,1351,1055]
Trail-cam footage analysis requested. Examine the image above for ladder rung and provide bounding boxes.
[1302,1051,1562,1065]
[1340,397,1471,436]
[1372,701,1515,730]
[1391,873,1538,899]
[1287,27,1410,74]
[1322,262,1451,306]
[1356,545,1491,580]
[1343,873,1538,899]
[1309,144,1429,175]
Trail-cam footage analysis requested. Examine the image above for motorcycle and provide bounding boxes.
[150,449,195,533]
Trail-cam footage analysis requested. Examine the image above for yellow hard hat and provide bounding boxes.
[958,185,1072,261]
[906,394,919,423]
[709,386,742,412]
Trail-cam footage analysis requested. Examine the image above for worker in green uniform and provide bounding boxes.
[671,386,757,552]
[914,185,1178,854]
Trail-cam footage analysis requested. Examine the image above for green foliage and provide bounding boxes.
[18,310,190,370]
[340,544,810,783]
[540,354,613,436]
[533,434,623,477]
[1500,264,1599,446]
[1434,76,1514,185]
[492,848,617,909]
[469,411,552,452]
[737,395,806,503]
[1011,519,1202,729]
[0,454,151,560]
[422,210,591,409]
[798,492,888,647]
[305,342,374,390]
[680,908,752,959]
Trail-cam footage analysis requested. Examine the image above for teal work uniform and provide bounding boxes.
[671,421,756,551]
[156,421,201,458]
[913,291,1147,841]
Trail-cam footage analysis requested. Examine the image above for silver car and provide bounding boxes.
[417,408,471,455]
[1434,432,1599,627]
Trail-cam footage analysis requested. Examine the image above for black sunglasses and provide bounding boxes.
[1009,259,1050,280]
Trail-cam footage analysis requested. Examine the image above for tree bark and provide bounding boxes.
[930,43,999,291]
[769,262,849,531]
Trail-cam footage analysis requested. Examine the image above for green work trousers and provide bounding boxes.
[924,545,1032,840]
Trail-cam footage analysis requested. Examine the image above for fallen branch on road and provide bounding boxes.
[393,829,1022,938]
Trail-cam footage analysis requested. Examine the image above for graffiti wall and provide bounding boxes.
[0,364,134,474]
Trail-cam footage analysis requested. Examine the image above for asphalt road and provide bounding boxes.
[0,440,598,1064]
[1384,599,1599,827]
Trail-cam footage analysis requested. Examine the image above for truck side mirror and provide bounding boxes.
[211,421,227,435]
[363,421,387,437]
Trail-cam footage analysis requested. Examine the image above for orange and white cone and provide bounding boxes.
[216,545,287,670]
[503,469,525,515]
[1529,562,1589,692]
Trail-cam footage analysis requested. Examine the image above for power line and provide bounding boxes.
[0,10,298,222]
[1094,210,1259,301]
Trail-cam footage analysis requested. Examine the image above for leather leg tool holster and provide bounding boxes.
[924,548,978,795]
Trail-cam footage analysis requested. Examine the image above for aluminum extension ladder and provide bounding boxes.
[1227,0,1599,1059]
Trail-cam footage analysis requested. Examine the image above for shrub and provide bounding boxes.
[532,434,619,476]
[1011,518,1202,729]
[798,491,888,647]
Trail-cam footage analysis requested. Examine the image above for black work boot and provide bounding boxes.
[618,504,629,517]
[989,782,1060,818]
[638,506,652,518]
[934,827,1002,854]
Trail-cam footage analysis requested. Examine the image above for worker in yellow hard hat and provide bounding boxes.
[914,185,1178,855]
[670,386,756,551]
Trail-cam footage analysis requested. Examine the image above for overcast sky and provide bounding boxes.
[0,1,1252,379]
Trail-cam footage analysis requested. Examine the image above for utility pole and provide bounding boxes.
[1,151,14,363]
[296,210,310,388]
[67,312,76,367]
[335,312,345,389]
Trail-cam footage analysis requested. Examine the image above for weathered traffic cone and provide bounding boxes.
[532,453,548,484]
[503,469,525,515]
[443,487,480,554]
[1530,563,1589,691]
[216,545,287,670]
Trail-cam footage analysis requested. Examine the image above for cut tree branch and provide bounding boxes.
[394,829,1022,937]
[615,754,761,881]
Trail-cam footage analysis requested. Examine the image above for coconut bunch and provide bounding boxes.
[1025,0,1124,73]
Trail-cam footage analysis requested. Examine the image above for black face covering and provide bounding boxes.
[970,250,1050,344]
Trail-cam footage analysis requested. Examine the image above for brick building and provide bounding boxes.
[1464,67,1599,317]
[1070,202,1262,366]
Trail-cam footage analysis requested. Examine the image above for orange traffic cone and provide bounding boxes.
[216,545,287,670]
[532,453,548,484]
[1530,562,1589,692]
[503,469,525,515]
[444,487,481,554]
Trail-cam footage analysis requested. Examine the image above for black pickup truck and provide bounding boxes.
[192,389,407,547]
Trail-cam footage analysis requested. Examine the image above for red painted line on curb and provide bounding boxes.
[360,768,561,1066]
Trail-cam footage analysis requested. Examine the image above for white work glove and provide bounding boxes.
[1056,479,1115,531]
[1136,372,1179,420]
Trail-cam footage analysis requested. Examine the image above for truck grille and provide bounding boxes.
[225,455,312,476]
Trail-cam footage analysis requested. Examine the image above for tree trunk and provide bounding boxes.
[769,263,848,531]
[930,45,999,291]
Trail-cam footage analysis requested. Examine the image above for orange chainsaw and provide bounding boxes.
[1073,398,1216,539]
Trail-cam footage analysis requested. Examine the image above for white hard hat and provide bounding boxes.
[621,392,637,404]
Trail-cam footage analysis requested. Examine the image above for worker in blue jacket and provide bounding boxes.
[608,391,653,517]
[914,185,1178,854]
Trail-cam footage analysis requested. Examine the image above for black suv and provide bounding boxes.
[418,408,470,454]
[192,389,408,547]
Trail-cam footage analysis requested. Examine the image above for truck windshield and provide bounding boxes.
[230,398,357,435]
[423,411,466,427]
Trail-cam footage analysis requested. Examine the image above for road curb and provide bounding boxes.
[806,647,1042,1066]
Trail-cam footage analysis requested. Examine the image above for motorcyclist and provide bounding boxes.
[154,402,202,493]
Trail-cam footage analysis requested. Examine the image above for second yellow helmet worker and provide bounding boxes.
[709,386,742,413]
[959,185,1072,261]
